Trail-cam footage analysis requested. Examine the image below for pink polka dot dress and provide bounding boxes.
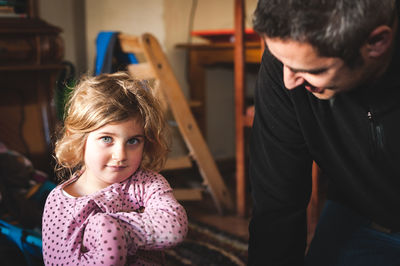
[42,169,188,265]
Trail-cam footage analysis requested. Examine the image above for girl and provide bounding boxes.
[42,72,188,265]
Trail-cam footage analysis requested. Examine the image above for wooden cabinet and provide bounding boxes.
[0,3,64,175]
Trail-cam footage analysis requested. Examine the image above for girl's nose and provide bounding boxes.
[283,65,305,90]
[112,144,127,161]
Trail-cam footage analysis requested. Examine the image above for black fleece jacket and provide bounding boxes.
[248,25,400,266]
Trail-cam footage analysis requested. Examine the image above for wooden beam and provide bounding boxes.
[173,188,203,201]
[234,0,246,217]
[163,156,192,171]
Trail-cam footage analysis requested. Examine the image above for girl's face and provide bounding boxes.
[81,117,145,191]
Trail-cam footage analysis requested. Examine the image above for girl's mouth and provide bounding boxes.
[107,165,127,171]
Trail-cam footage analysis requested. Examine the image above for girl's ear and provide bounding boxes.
[365,25,394,58]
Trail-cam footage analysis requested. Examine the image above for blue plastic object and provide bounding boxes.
[0,220,42,265]
[95,31,138,75]
[0,180,56,265]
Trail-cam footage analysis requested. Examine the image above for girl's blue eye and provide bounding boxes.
[101,136,112,143]
[127,138,139,145]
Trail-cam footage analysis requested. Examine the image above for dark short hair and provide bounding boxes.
[253,0,396,67]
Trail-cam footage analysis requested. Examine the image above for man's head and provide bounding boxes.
[254,0,396,66]
[254,0,397,99]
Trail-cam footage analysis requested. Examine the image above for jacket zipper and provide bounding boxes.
[367,109,384,157]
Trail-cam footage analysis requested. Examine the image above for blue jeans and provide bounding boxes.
[305,200,400,266]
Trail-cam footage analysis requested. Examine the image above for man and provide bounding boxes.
[249,0,400,265]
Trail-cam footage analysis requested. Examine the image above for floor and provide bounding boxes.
[182,197,250,241]
[164,158,325,245]
[163,158,251,241]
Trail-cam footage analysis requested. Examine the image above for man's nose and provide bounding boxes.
[283,66,305,90]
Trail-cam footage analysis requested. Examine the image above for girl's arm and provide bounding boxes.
[42,188,131,266]
[92,170,188,254]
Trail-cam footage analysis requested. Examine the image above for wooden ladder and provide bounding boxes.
[118,33,234,214]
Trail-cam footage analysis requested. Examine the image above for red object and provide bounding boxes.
[191,28,260,43]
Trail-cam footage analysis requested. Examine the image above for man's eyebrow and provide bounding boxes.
[288,66,328,74]
[267,46,329,74]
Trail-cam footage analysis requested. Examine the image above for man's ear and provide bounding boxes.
[365,25,394,58]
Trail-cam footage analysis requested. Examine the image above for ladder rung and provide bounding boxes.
[188,100,203,108]
[173,188,203,201]
[127,63,155,80]
[119,34,143,54]
[163,156,192,170]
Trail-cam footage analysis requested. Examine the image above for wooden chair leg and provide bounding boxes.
[307,161,322,246]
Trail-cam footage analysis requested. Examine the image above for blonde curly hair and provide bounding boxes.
[54,71,170,180]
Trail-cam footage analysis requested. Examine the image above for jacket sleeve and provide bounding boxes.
[248,48,313,265]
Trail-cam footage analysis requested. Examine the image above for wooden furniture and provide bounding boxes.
[307,162,324,245]
[118,33,234,214]
[176,41,262,137]
[0,1,64,175]
[234,0,248,217]
[176,40,261,216]
[177,1,262,216]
